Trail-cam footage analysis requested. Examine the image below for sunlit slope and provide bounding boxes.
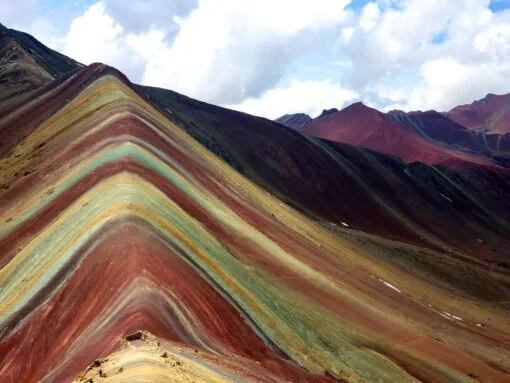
[0,64,509,383]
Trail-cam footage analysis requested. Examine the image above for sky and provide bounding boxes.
[2,0,510,119]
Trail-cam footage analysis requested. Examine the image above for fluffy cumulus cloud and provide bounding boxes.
[402,57,510,111]
[228,79,359,119]
[63,3,143,78]
[53,0,352,105]
[139,0,352,104]
[341,0,510,112]
[4,0,510,117]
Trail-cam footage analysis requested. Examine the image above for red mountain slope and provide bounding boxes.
[297,102,506,171]
[447,93,510,134]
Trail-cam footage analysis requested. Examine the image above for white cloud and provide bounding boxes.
[342,0,461,87]
[341,27,355,43]
[62,2,146,81]
[140,0,352,104]
[227,79,359,119]
[46,0,351,107]
[338,0,510,112]
[396,57,510,111]
[409,57,473,110]
[359,2,380,32]
[473,23,510,55]
[64,3,123,59]
[6,0,510,117]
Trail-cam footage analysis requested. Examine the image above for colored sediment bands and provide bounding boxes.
[143,84,510,262]
[0,63,509,383]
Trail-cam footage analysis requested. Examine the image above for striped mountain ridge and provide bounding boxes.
[0,61,509,383]
[274,113,312,129]
[0,28,509,383]
[142,84,510,261]
[2,24,510,256]
[0,63,342,382]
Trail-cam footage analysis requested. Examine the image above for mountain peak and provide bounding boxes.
[275,113,312,129]
[0,24,81,103]
[342,101,380,115]
[0,23,9,35]
[317,107,338,119]
[387,109,407,115]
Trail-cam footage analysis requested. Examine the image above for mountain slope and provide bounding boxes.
[4,25,510,257]
[294,102,509,171]
[0,23,81,108]
[447,92,510,134]
[1,62,509,383]
[141,85,510,263]
[389,110,510,164]
[0,63,341,382]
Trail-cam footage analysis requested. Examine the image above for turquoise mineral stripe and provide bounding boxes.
[0,139,199,238]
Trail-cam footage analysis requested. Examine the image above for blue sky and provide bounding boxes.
[350,0,510,12]
[3,0,510,118]
[490,0,510,12]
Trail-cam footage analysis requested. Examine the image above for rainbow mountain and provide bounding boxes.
[0,24,510,383]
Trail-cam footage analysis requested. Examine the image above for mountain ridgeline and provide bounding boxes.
[277,102,510,171]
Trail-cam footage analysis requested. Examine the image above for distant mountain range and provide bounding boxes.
[276,99,510,172]
[1,22,510,383]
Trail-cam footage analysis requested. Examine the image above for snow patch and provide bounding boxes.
[440,311,463,321]
[379,279,401,293]
[278,202,289,209]
[440,193,453,203]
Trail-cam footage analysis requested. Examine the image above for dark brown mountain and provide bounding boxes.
[0,23,81,108]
